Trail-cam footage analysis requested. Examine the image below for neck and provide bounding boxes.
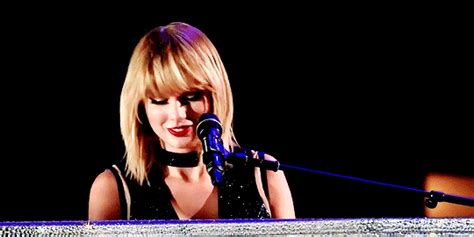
[166,164,208,183]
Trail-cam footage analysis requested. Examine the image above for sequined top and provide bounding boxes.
[110,154,271,220]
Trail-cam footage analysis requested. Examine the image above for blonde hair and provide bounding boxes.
[120,22,238,185]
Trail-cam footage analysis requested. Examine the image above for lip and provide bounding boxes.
[167,126,192,137]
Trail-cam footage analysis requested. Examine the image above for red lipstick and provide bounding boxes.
[168,127,191,137]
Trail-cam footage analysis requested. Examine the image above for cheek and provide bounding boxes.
[186,102,206,121]
[190,101,208,114]
[145,106,166,129]
[188,96,212,118]
[199,94,212,113]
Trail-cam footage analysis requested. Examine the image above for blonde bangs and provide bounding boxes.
[121,22,238,185]
[142,41,219,100]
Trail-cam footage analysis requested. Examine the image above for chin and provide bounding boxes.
[168,143,198,153]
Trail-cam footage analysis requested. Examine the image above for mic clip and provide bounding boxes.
[225,149,280,172]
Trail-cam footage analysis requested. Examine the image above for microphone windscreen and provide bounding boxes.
[196,113,222,139]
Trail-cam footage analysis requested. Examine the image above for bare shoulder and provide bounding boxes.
[92,169,116,187]
[88,169,121,220]
[260,152,282,177]
[262,152,277,161]
[260,152,296,218]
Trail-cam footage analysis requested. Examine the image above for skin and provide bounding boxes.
[145,90,217,219]
[146,91,209,153]
[89,90,295,220]
[90,22,295,220]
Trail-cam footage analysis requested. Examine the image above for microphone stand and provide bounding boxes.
[225,152,474,209]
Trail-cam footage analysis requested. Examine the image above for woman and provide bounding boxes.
[88,22,295,220]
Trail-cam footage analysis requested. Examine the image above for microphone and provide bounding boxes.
[196,113,281,177]
[196,113,227,186]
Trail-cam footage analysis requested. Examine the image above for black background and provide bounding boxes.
[1,5,472,221]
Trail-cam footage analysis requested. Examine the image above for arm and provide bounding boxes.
[257,153,296,218]
[88,169,121,220]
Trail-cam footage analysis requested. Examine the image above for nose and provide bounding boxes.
[168,99,187,120]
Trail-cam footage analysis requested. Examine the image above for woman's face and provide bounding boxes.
[145,90,210,153]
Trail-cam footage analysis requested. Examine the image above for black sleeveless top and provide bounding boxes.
[110,151,271,220]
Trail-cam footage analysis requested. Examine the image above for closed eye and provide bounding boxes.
[182,91,204,102]
[150,98,167,105]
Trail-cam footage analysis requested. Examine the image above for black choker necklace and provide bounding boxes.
[157,148,200,167]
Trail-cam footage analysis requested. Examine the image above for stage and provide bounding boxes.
[1,218,473,235]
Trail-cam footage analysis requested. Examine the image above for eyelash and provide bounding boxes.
[150,91,203,105]
[185,91,203,101]
[150,99,167,105]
